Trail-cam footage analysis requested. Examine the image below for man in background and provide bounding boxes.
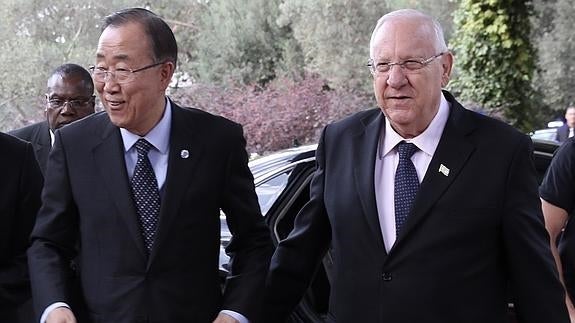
[10,63,95,175]
[0,132,43,322]
[556,106,575,142]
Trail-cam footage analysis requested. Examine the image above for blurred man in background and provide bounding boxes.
[556,106,575,142]
[10,63,95,175]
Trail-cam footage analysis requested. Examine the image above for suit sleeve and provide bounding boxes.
[502,135,570,322]
[0,141,43,306]
[27,130,79,318]
[219,124,273,322]
[263,127,332,322]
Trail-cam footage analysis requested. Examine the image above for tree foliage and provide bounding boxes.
[2,0,575,137]
[193,0,288,86]
[170,75,372,154]
[450,0,539,131]
[277,0,389,92]
[0,0,202,131]
[532,0,575,118]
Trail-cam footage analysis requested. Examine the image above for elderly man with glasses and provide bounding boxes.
[264,8,569,323]
[28,7,271,323]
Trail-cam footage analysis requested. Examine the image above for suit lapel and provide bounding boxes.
[392,96,476,250]
[34,122,52,175]
[352,110,386,251]
[149,104,202,264]
[92,117,147,258]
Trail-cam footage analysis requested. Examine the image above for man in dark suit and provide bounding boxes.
[555,106,575,142]
[0,133,43,321]
[264,9,569,323]
[28,8,272,323]
[10,63,95,175]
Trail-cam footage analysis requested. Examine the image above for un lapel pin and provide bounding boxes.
[180,149,190,159]
[438,164,450,176]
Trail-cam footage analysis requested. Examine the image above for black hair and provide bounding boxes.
[103,8,178,67]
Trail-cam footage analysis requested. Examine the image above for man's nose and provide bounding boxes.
[60,102,75,114]
[102,76,120,93]
[386,65,408,88]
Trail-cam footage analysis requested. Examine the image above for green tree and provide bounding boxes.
[278,0,389,91]
[0,0,203,131]
[450,0,539,131]
[193,0,288,86]
[387,0,458,42]
[532,0,575,118]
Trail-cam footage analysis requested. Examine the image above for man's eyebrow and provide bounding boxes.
[95,52,130,60]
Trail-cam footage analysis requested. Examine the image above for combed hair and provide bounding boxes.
[103,7,178,67]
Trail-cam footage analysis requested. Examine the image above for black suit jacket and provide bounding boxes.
[28,102,272,323]
[556,124,570,142]
[264,91,569,322]
[0,133,43,319]
[10,121,51,176]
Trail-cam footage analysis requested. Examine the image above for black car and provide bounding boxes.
[220,138,560,322]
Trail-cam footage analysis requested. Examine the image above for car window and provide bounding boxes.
[256,169,292,215]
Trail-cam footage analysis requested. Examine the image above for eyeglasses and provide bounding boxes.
[367,52,444,75]
[47,96,94,110]
[89,61,165,84]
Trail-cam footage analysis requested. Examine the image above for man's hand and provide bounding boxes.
[213,312,240,323]
[46,307,77,323]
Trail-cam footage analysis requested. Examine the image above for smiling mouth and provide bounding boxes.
[106,100,124,108]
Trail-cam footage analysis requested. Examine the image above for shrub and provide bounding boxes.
[170,75,374,154]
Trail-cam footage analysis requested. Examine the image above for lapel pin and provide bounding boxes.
[180,149,190,159]
[439,164,450,177]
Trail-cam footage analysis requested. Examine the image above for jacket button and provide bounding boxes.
[383,272,392,281]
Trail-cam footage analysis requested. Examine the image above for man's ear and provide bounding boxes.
[440,51,454,88]
[159,61,175,89]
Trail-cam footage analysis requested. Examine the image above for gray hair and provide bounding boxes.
[369,9,448,59]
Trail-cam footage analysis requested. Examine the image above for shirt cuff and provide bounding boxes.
[220,310,249,323]
[40,302,70,323]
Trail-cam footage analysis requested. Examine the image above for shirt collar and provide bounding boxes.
[121,97,171,153]
[381,92,450,158]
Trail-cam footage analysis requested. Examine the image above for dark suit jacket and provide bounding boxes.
[556,124,571,142]
[264,91,569,323]
[28,102,272,323]
[10,121,51,176]
[0,133,43,320]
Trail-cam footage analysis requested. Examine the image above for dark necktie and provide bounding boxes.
[131,139,161,252]
[394,141,419,234]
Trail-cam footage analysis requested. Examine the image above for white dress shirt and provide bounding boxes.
[41,98,248,323]
[374,93,450,252]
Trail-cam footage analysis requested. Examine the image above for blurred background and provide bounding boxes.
[0,0,571,154]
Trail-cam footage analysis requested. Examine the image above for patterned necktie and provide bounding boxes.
[394,141,420,234]
[131,139,161,252]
